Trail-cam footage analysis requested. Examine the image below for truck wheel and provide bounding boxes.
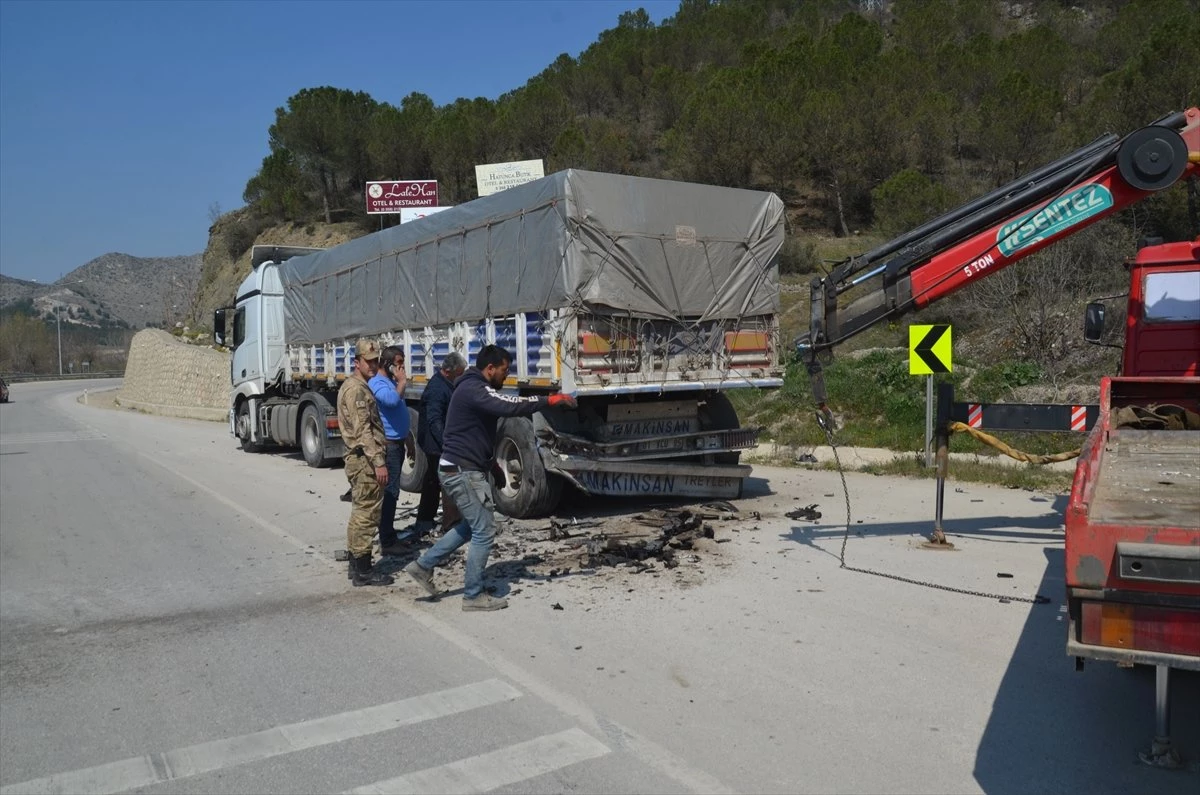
[493,417,562,518]
[300,404,333,468]
[236,401,264,453]
[398,406,426,493]
[700,392,741,465]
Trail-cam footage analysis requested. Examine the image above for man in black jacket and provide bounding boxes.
[412,352,466,536]
[404,345,576,611]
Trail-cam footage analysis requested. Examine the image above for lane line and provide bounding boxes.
[122,449,734,794]
[344,728,611,795]
[0,679,521,795]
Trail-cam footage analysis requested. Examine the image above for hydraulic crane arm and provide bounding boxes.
[797,107,1200,417]
[798,108,1200,380]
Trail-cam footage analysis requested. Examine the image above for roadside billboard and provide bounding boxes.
[474,159,545,197]
[365,180,438,214]
[400,206,453,224]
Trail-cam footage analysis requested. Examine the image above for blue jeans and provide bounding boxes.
[378,441,404,546]
[418,470,495,599]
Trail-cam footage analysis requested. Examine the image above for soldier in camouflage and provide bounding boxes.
[336,338,394,587]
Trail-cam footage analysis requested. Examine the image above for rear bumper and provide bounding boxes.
[1067,619,1200,670]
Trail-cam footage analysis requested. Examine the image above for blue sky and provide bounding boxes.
[0,0,676,283]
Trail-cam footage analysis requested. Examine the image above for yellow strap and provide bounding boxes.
[948,421,1080,464]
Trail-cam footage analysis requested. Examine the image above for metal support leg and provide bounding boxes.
[1138,664,1182,768]
[925,382,954,549]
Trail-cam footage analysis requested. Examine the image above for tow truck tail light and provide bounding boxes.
[724,331,770,367]
[1079,601,1200,657]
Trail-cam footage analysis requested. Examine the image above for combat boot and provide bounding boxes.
[351,555,394,587]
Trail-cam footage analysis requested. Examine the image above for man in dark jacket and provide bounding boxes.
[404,344,576,611]
[413,352,467,536]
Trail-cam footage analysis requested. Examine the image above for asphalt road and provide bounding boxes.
[1,379,1196,794]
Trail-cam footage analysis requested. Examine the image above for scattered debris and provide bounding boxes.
[996,572,1013,578]
[785,504,822,521]
[552,602,564,610]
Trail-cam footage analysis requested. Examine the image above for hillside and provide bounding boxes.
[193,209,361,326]
[1,252,202,331]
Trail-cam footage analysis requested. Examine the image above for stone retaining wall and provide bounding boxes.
[115,329,229,421]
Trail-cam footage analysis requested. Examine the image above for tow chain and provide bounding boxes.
[817,412,1050,605]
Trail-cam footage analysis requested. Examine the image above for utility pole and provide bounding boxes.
[57,304,63,376]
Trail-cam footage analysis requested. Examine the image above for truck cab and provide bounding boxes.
[1120,238,1198,377]
[216,246,323,451]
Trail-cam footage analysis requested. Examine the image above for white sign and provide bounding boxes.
[475,159,545,197]
[400,206,453,224]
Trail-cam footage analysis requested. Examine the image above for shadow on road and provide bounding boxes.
[973,547,1200,794]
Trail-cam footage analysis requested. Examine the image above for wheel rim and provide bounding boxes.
[495,437,523,498]
[302,415,319,456]
[236,404,252,441]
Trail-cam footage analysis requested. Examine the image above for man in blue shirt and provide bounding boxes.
[368,345,410,556]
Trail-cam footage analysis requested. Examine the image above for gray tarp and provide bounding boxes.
[280,169,784,345]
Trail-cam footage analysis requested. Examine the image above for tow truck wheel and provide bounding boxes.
[300,405,332,468]
[493,417,562,519]
[236,401,264,453]
[398,406,426,492]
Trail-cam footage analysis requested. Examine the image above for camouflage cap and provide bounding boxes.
[355,338,381,361]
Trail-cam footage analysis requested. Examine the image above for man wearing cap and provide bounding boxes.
[336,338,394,587]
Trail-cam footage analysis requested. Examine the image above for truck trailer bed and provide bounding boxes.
[1089,429,1200,529]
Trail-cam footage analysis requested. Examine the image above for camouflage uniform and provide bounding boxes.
[337,372,387,558]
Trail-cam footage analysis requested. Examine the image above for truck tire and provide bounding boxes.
[700,392,741,465]
[493,417,562,518]
[300,404,333,468]
[398,406,426,493]
[236,400,264,453]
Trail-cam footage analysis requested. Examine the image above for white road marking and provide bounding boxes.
[0,679,521,795]
[344,728,611,794]
[116,449,734,794]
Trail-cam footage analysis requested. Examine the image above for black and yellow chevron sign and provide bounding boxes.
[909,324,952,375]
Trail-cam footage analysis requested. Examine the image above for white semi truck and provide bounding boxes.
[216,169,786,517]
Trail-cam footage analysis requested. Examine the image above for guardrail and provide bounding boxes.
[0,372,124,383]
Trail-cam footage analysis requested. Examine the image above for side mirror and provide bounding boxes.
[1083,302,1106,344]
[213,308,227,346]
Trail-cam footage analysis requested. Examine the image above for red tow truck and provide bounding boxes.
[797,107,1199,765]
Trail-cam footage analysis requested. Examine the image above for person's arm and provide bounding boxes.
[427,384,449,449]
[473,381,576,417]
[370,375,404,408]
[392,363,407,396]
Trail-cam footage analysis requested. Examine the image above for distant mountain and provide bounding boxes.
[0,252,202,331]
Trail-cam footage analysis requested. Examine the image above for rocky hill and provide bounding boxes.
[1,252,203,331]
[193,208,362,328]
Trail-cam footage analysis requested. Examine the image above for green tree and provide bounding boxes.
[0,312,55,373]
[978,72,1061,180]
[871,169,957,236]
[670,67,758,187]
[427,97,497,202]
[243,149,310,220]
[268,87,379,223]
[367,92,436,181]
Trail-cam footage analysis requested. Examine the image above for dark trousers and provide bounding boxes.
[417,450,460,531]
[378,441,404,546]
